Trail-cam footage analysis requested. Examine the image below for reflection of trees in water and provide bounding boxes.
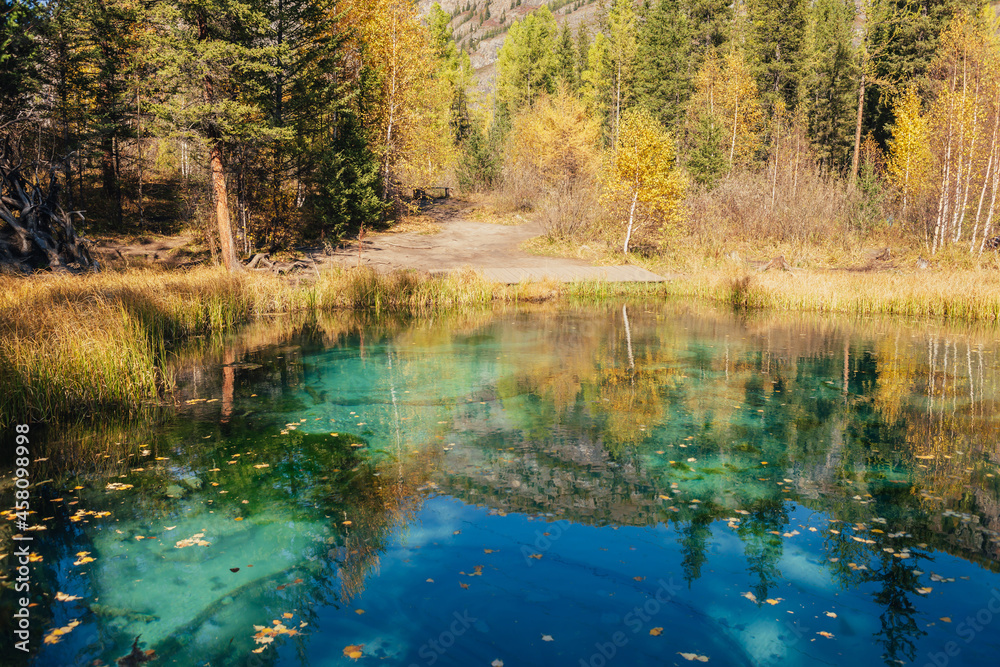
[410,304,1000,666]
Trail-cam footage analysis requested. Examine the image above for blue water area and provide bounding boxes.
[4,303,1000,666]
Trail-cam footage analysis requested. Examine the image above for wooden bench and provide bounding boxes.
[412,186,451,200]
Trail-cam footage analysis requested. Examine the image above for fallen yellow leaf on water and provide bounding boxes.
[54,592,82,602]
[649,627,663,636]
[764,598,783,605]
[484,549,496,554]
[73,552,95,566]
[541,634,553,641]
[343,644,363,659]
[817,631,835,638]
[825,612,837,618]
[916,587,933,595]
[254,463,269,469]
[741,591,757,603]
[491,661,503,667]
[678,653,709,662]
[634,576,645,582]
[164,526,176,531]
[355,609,365,615]
[282,613,293,619]
[459,583,469,589]
[528,553,543,559]
[940,617,952,623]
[42,619,80,644]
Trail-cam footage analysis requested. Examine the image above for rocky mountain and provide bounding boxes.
[417,0,603,95]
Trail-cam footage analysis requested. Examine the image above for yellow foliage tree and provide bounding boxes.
[687,50,764,170]
[886,86,932,223]
[341,0,450,197]
[604,107,687,254]
[508,89,600,187]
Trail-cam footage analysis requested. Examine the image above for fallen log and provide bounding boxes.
[0,152,98,273]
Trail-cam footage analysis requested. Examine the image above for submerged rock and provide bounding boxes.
[165,484,186,498]
[181,476,202,490]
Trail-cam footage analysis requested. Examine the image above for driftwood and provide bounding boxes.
[760,255,793,272]
[0,154,99,273]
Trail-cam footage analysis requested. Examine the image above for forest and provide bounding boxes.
[2,0,1000,270]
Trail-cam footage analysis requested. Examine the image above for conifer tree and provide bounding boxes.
[635,0,691,128]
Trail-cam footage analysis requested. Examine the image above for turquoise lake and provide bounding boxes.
[3,302,1000,666]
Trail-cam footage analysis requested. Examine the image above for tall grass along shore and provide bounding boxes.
[2,265,998,427]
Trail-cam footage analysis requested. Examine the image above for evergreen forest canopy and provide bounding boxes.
[2,0,1000,269]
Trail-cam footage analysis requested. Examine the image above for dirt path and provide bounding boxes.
[92,198,658,278]
[315,200,595,274]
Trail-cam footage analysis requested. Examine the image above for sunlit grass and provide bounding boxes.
[667,267,1000,322]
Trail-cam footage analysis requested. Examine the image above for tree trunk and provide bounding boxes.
[199,10,240,272]
[624,189,638,254]
[852,71,865,180]
[209,140,240,271]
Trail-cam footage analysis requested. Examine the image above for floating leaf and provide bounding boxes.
[459,582,470,589]
[817,631,834,639]
[43,619,80,644]
[484,549,496,554]
[741,591,757,603]
[916,587,932,595]
[283,613,293,619]
[649,627,663,636]
[355,609,365,615]
[175,533,210,548]
[491,661,504,667]
[764,598,783,605]
[105,483,133,491]
[54,592,82,602]
[541,634,553,641]
[73,552,95,566]
[678,653,709,662]
[824,612,837,618]
[230,568,240,573]
[528,553,543,560]
[343,644,363,659]
[940,617,952,623]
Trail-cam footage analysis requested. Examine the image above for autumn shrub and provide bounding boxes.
[685,159,873,247]
[498,89,602,237]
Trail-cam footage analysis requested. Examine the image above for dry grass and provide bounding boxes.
[0,266,601,425]
[665,266,1000,322]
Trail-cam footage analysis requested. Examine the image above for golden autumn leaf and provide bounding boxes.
[649,627,663,636]
[343,644,364,659]
[678,653,709,662]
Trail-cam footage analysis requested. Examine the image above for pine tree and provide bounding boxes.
[555,21,577,89]
[746,0,808,112]
[804,0,858,169]
[635,0,691,129]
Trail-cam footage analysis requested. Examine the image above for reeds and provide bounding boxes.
[0,267,606,425]
[670,268,1000,323]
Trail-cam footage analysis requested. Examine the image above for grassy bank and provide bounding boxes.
[3,263,998,426]
[0,267,664,425]
[662,267,1000,322]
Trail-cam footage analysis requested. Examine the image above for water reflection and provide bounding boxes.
[3,303,1000,666]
